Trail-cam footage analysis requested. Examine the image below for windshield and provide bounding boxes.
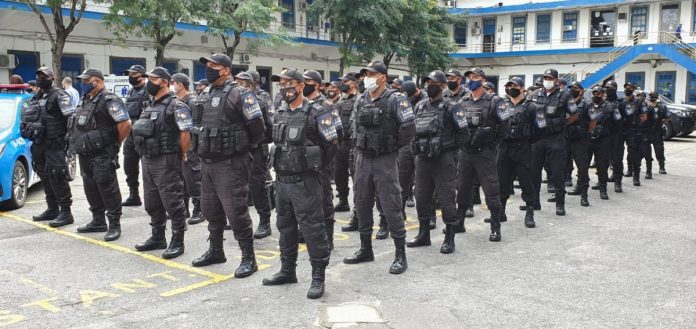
[0,98,18,131]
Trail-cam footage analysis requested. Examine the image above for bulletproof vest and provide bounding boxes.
[587,102,613,140]
[622,97,640,130]
[257,90,274,143]
[354,89,400,156]
[68,90,118,155]
[192,81,249,159]
[131,95,180,157]
[653,103,668,129]
[337,95,356,135]
[125,85,147,119]
[606,97,624,133]
[271,100,322,175]
[531,89,567,135]
[565,99,589,140]
[461,93,496,149]
[412,99,456,158]
[444,88,469,103]
[498,97,533,140]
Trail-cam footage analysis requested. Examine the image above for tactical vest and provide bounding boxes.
[257,90,274,144]
[532,89,566,135]
[131,95,181,157]
[622,98,640,131]
[68,92,117,155]
[498,97,533,141]
[337,95,356,138]
[565,100,589,140]
[21,89,67,143]
[587,102,612,140]
[271,101,322,175]
[191,82,249,159]
[125,86,147,119]
[354,89,400,156]
[605,98,624,134]
[462,95,496,150]
[412,100,456,158]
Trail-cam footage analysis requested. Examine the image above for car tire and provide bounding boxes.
[663,122,674,141]
[3,161,28,210]
[66,152,77,182]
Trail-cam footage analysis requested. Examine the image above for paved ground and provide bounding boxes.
[1,135,695,329]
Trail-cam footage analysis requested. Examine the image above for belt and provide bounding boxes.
[276,172,316,184]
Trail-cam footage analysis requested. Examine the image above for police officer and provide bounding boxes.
[398,81,428,226]
[194,79,209,96]
[621,83,639,178]
[131,67,192,259]
[604,80,625,192]
[648,92,668,176]
[483,82,496,96]
[444,69,469,102]
[390,78,403,90]
[170,73,204,225]
[565,82,592,207]
[630,91,655,186]
[189,54,265,280]
[325,82,341,104]
[495,77,538,227]
[23,67,74,227]
[529,68,571,215]
[456,68,503,241]
[406,70,468,253]
[587,86,614,200]
[261,68,334,299]
[335,73,359,215]
[72,68,131,241]
[344,61,414,274]
[122,65,150,206]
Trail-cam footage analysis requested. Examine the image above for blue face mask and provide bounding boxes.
[82,81,95,95]
[468,80,483,91]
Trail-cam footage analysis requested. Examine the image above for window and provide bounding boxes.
[162,60,178,74]
[330,71,339,82]
[454,22,467,46]
[562,12,578,41]
[512,16,526,44]
[536,14,551,43]
[281,0,295,29]
[688,72,696,104]
[110,57,145,76]
[193,61,206,82]
[630,6,648,37]
[625,72,645,90]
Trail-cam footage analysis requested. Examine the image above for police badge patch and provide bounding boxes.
[396,98,415,123]
[175,107,193,131]
[211,97,221,108]
[108,101,128,122]
[241,91,262,121]
[317,111,338,142]
[453,108,468,129]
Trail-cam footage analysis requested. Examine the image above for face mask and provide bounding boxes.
[358,80,366,93]
[82,81,95,95]
[303,84,316,97]
[128,76,141,86]
[206,67,222,83]
[339,84,349,93]
[592,96,603,104]
[37,79,53,90]
[605,88,617,97]
[649,97,658,102]
[625,89,634,96]
[146,81,162,96]
[467,80,482,91]
[364,77,379,93]
[169,85,178,94]
[570,90,581,98]
[426,84,442,98]
[281,87,299,104]
[327,91,338,100]
[505,88,521,98]
[447,81,459,91]
[543,80,555,90]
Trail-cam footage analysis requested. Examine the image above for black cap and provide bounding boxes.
[171,73,190,89]
[271,68,304,83]
[199,53,233,68]
[195,79,209,87]
[123,65,146,75]
[340,73,358,82]
[636,91,646,96]
[360,61,388,75]
[623,82,636,88]
[35,67,55,79]
[303,70,323,83]
[570,81,583,90]
[604,80,618,89]
[77,68,105,80]
[400,80,418,97]
[146,67,172,81]
[558,79,568,86]
[648,91,658,97]
[534,77,543,86]
[247,70,261,84]
[390,78,404,86]
[483,82,495,90]
[235,72,254,83]
[446,69,463,77]
[27,80,37,87]
[423,70,447,84]
[505,77,524,87]
[464,68,486,79]
[543,68,559,79]
[591,85,605,93]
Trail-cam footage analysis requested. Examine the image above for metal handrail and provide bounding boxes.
[559,37,635,83]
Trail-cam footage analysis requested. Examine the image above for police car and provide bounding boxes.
[0,84,76,209]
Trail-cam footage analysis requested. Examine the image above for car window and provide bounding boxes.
[0,99,18,131]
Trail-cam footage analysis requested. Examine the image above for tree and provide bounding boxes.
[103,0,193,66]
[21,0,88,81]
[403,1,459,78]
[196,0,292,62]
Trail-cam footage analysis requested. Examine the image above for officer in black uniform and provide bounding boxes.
[122,65,150,206]
[405,70,467,253]
[456,68,503,241]
[398,81,428,226]
[648,92,668,176]
[170,73,204,225]
[261,68,334,299]
[565,82,592,207]
[189,54,265,280]
[343,61,414,274]
[587,86,614,200]
[444,69,469,102]
[194,79,209,96]
[336,73,360,228]
[72,68,131,241]
[390,78,403,91]
[132,67,192,259]
[604,80,625,192]
[23,67,74,227]
[495,77,538,227]
[483,82,496,96]
[236,71,274,239]
[529,68,571,215]
[621,83,638,178]
[630,91,655,186]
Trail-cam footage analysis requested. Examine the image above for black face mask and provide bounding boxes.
[358,80,366,93]
[605,87,617,98]
[592,96,603,104]
[146,81,162,96]
[426,84,442,98]
[447,80,459,91]
[570,90,581,98]
[281,87,299,104]
[505,87,521,98]
[339,84,349,93]
[37,79,53,90]
[303,84,316,97]
[206,67,222,83]
[625,89,634,96]
[128,76,141,86]
[649,97,658,102]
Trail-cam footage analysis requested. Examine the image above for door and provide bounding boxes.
[486,75,499,92]
[256,66,272,94]
[625,72,645,90]
[590,9,617,47]
[162,60,178,74]
[660,4,680,42]
[483,18,496,53]
[110,57,146,76]
[61,55,84,93]
[193,61,206,82]
[8,51,39,83]
[655,71,676,102]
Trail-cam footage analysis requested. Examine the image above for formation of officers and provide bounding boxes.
[21,54,669,300]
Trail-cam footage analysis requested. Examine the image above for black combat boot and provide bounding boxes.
[325,221,335,251]
[104,215,121,241]
[465,205,474,217]
[599,185,609,200]
[334,196,350,212]
[389,238,408,274]
[343,235,374,264]
[262,256,298,285]
[234,240,258,278]
[341,210,359,232]
[135,226,167,251]
[406,219,431,248]
[48,206,74,228]
[375,215,388,240]
[659,162,666,174]
[122,189,142,206]
[429,216,436,230]
[524,209,535,228]
[192,231,227,267]
[306,261,326,299]
[188,198,204,225]
[444,209,466,234]
[591,183,600,190]
[624,170,633,177]
[614,179,623,193]
[33,206,59,222]
[555,193,566,216]
[633,169,641,186]
[440,224,455,254]
[162,229,185,259]
[77,212,108,233]
[645,162,653,179]
[183,197,190,219]
[253,219,272,239]
[567,185,582,196]
[580,186,590,207]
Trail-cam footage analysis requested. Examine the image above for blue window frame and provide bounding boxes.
[630,6,648,37]
[330,71,339,82]
[536,14,551,43]
[110,57,146,76]
[563,12,578,41]
[162,60,178,74]
[625,72,645,90]
[9,51,39,83]
[688,72,696,104]
[193,61,206,82]
[454,22,467,46]
[61,55,83,92]
[512,16,526,44]
[655,71,676,102]
[281,0,295,29]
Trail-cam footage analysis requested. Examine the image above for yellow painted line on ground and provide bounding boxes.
[0,212,228,281]
[160,264,272,297]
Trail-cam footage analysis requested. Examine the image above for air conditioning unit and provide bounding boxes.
[239,54,251,64]
[0,54,16,69]
[444,0,456,8]
[471,28,481,35]
[563,25,574,31]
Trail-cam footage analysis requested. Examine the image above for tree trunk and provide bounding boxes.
[338,56,345,76]
[226,32,242,62]
[52,37,66,82]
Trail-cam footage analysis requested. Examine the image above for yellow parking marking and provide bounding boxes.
[160,263,271,297]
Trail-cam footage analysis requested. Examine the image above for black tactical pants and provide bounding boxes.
[498,141,537,206]
[531,133,566,206]
[415,150,458,225]
[565,138,590,189]
[249,145,272,225]
[276,173,330,265]
[200,154,254,241]
[354,151,406,239]
[334,142,352,199]
[589,137,611,187]
[79,150,122,218]
[457,146,502,232]
[397,145,416,209]
[624,134,635,173]
[182,150,201,199]
[632,133,653,173]
[31,141,72,208]
[123,133,141,193]
[320,166,335,227]
[610,131,625,181]
[142,153,187,230]
[652,129,665,163]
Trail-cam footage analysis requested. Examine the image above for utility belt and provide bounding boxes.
[69,129,117,155]
[412,136,444,159]
[192,125,249,159]
[589,124,610,140]
[276,172,317,184]
[564,124,587,140]
[506,123,533,140]
[354,134,398,158]
[541,117,565,136]
[467,126,496,149]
